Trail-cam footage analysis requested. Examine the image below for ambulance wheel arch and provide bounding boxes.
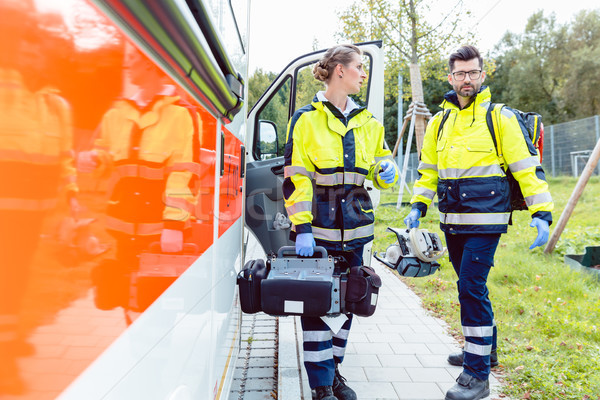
[245,41,384,262]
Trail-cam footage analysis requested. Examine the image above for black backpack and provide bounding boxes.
[486,103,544,211]
[436,103,544,211]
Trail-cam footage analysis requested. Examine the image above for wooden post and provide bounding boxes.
[392,117,409,159]
[409,63,425,157]
[545,137,600,253]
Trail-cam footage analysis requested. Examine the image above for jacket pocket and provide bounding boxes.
[471,248,495,267]
[437,181,456,213]
[309,149,339,169]
[466,146,494,153]
[456,177,508,214]
[465,139,494,154]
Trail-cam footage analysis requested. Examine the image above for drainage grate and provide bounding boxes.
[229,312,278,399]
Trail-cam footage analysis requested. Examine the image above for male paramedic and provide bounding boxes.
[405,45,553,400]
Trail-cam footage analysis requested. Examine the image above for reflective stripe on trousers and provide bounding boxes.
[300,246,363,389]
[445,233,501,381]
[301,315,353,389]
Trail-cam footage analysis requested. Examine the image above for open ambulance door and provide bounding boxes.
[244,41,384,260]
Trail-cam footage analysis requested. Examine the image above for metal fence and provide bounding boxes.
[397,114,600,182]
[543,115,600,177]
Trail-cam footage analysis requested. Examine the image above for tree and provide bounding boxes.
[337,0,474,154]
[248,68,278,110]
[560,9,600,119]
[487,9,600,124]
[487,11,568,124]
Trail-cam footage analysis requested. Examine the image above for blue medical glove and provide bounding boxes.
[378,161,397,184]
[529,217,549,250]
[296,233,315,257]
[404,209,421,229]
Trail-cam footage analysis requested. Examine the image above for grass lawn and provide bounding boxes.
[374,176,600,400]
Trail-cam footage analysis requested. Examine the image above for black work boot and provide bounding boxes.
[332,365,357,400]
[447,348,498,367]
[445,372,490,400]
[314,385,338,400]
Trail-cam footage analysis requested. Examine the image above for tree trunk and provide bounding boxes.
[409,63,425,157]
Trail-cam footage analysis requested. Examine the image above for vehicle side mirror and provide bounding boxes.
[258,120,279,160]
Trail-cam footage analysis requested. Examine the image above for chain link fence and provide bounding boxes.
[543,115,600,177]
[397,115,600,183]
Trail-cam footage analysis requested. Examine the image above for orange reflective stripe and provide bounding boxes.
[0,197,57,210]
[114,164,166,180]
[0,148,60,165]
[169,162,201,175]
[165,196,195,214]
[105,216,164,235]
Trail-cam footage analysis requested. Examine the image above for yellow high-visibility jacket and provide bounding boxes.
[410,86,553,234]
[283,96,397,251]
[0,69,78,212]
[94,87,201,237]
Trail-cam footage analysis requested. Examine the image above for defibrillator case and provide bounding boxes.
[131,242,199,312]
[237,258,269,314]
[344,265,382,317]
[260,246,342,317]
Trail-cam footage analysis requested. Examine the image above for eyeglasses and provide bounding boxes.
[452,70,482,81]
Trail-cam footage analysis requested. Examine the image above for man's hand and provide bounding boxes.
[378,161,397,184]
[77,150,99,173]
[161,229,184,253]
[529,217,549,250]
[404,209,421,229]
[295,233,315,257]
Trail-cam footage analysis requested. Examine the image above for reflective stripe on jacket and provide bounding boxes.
[95,90,200,236]
[283,96,397,251]
[410,86,553,234]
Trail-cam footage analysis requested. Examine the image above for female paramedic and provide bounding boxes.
[282,44,398,400]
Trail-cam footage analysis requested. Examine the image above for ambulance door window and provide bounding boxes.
[255,76,291,159]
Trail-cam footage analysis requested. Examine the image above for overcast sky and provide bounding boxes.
[248,0,600,74]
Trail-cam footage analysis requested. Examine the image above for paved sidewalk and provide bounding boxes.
[278,259,505,400]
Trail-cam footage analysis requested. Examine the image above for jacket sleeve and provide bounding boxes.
[93,108,116,179]
[58,100,78,198]
[409,111,442,216]
[366,121,398,190]
[498,108,553,222]
[163,107,201,230]
[283,113,315,234]
[45,92,79,198]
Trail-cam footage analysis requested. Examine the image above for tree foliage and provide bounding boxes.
[246,8,600,157]
[487,9,600,124]
[336,0,475,149]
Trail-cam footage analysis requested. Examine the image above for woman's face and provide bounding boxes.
[340,53,367,95]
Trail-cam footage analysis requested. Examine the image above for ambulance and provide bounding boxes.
[0,0,384,398]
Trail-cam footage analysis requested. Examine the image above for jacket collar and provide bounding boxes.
[311,94,371,136]
[315,91,361,116]
[441,85,491,111]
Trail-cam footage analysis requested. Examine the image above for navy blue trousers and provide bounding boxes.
[445,233,500,381]
[301,246,363,389]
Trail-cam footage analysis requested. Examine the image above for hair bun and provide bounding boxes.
[312,64,329,82]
